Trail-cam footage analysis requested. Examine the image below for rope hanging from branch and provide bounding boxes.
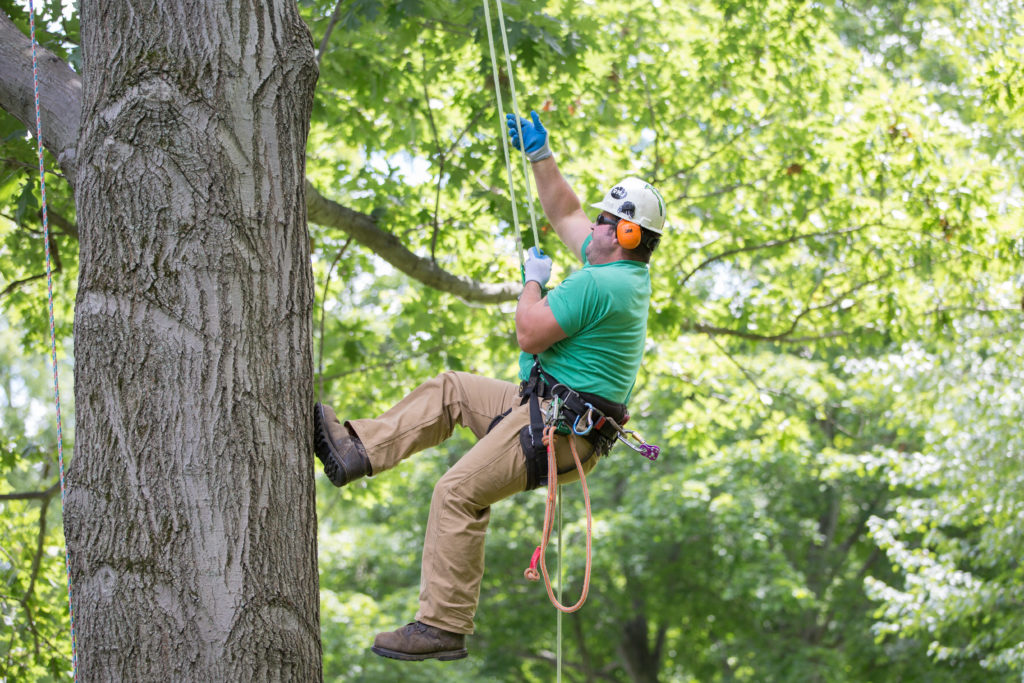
[482,0,542,278]
[27,0,78,677]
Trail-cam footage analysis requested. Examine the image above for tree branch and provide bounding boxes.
[672,170,775,203]
[443,106,487,160]
[315,0,346,67]
[46,206,78,239]
[834,490,887,569]
[305,181,520,303]
[24,493,52,657]
[640,69,663,181]
[0,17,519,304]
[685,321,853,343]
[666,103,776,181]
[926,305,1020,316]
[0,222,65,299]
[0,155,65,179]
[710,334,765,395]
[0,11,82,182]
[420,55,444,263]
[0,481,60,501]
[317,235,354,398]
[684,246,964,343]
[679,224,870,287]
[0,271,47,299]
[319,343,449,382]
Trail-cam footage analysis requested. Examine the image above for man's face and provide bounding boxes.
[585,212,621,264]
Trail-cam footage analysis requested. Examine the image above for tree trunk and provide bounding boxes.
[64,1,320,679]
[618,613,663,683]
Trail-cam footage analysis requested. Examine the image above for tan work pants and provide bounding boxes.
[347,371,597,634]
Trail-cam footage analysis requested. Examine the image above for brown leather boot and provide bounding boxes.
[371,621,468,661]
[313,403,371,487]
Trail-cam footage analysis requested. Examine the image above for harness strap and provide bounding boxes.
[522,363,626,444]
[519,357,550,490]
[514,358,627,489]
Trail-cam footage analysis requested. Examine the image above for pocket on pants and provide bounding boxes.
[553,433,597,485]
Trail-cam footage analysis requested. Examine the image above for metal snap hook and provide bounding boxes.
[572,403,595,435]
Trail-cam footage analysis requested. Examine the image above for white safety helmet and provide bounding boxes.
[590,177,667,235]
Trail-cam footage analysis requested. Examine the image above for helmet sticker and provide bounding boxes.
[618,201,636,218]
[644,183,665,216]
[610,186,627,199]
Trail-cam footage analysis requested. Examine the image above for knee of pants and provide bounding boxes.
[430,471,489,528]
[432,469,467,510]
[429,369,457,391]
[433,370,469,403]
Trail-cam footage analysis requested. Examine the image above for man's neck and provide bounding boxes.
[589,248,624,266]
[591,249,647,265]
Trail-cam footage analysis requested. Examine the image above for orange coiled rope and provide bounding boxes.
[523,425,593,613]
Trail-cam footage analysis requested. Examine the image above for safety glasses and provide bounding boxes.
[594,214,619,228]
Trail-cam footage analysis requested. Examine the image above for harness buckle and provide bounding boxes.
[544,395,563,427]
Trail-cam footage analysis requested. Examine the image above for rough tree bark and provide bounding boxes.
[62,1,321,679]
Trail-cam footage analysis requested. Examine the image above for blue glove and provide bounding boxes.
[506,111,553,162]
[523,246,552,287]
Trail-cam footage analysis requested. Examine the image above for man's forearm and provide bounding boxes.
[515,280,545,353]
[516,280,544,322]
[515,280,567,354]
[530,156,583,240]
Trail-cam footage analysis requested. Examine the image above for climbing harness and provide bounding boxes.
[28,1,78,676]
[517,358,661,597]
[513,361,660,682]
[517,358,629,491]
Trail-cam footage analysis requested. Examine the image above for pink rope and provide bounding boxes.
[28,1,78,676]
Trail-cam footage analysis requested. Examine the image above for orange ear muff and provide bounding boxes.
[616,220,642,250]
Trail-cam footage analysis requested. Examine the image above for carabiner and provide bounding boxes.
[573,403,595,436]
[545,396,563,426]
[615,430,661,461]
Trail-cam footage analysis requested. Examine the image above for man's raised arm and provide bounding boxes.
[507,111,592,261]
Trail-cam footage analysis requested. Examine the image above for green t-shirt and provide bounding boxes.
[518,235,651,404]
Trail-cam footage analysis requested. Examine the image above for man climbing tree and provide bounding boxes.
[312,110,667,661]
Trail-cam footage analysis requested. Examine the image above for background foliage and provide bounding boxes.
[1,0,1021,680]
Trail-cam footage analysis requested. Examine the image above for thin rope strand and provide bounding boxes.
[28,2,78,677]
[493,0,542,250]
[482,0,525,278]
[484,3,566,674]
[557,489,563,683]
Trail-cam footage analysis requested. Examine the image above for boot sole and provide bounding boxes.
[371,645,468,661]
[313,403,347,486]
